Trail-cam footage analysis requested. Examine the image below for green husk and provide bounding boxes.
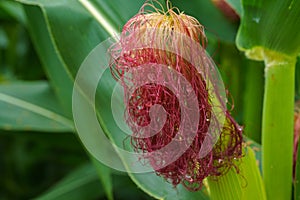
[207,147,266,200]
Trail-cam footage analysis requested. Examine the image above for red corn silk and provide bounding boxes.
[109,2,243,191]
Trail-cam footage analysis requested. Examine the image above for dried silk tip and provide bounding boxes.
[109,1,243,191]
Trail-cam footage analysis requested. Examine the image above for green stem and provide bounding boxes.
[262,52,296,200]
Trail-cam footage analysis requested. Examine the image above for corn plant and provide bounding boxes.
[0,0,300,199]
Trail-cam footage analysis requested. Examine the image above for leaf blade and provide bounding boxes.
[0,81,74,132]
[36,163,104,200]
[236,0,300,58]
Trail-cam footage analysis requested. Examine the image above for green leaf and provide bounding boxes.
[0,81,74,132]
[21,3,74,117]
[0,0,26,23]
[131,173,209,200]
[36,163,105,200]
[87,0,144,27]
[20,0,143,116]
[236,0,300,59]
[91,158,113,200]
[36,162,156,200]
[172,0,238,42]
[19,0,212,199]
[0,5,43,81]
